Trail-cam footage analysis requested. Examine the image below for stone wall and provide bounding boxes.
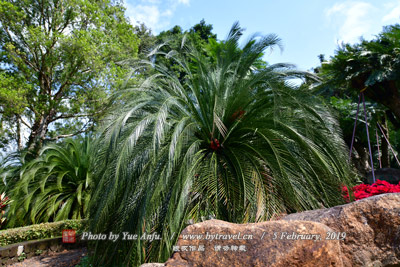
[0,236,86,266]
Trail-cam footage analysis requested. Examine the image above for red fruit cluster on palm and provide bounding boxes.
[210,138,220,150]
[231,109,245,121]
[342,180,400,202]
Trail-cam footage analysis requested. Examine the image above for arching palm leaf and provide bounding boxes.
[7,137,92,227]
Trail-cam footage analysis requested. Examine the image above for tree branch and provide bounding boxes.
[3,27,40,72]
[45,121,92,141]
[51,113,93,121]
[53,64,86,100]
[19,116,32,129]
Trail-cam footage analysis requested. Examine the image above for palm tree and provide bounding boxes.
[317,24,400,127]
[89,22,355,266]
[0,151,24,194]
[6,137,92,227]
[0,152,22,229]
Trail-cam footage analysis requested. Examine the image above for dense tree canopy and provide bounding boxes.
[150,19,218,80]
[316,24,400,173]
[0,0,139,154]
[318,24,400,128]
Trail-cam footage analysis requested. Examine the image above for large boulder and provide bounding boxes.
[283,193,400,267]
[163,219,343,267]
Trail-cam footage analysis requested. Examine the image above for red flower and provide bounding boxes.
[342,180,400,201]
[341,185,350,202]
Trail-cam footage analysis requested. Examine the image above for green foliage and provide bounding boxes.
[134,23,156,59]
[18,252,26,262]
[152,19,218,79]
[0,151,24,194]
[318,24,400,88]
[0,0,139,152]
[317,24,400,126]
[329,96,383,142]
[6,137,92,227]
[35,249,43,256]
[89,22,355,266]
[328,96,389,172]
[75,256,93,267]
[315,24,400,173]
[189,19,217,41]
[0,219,86,246]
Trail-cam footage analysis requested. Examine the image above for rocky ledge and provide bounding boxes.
[283,193,400,267]
[142,193,400,267]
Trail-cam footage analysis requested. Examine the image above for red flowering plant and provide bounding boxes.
[0,192,11,228]
[342,180,400,202]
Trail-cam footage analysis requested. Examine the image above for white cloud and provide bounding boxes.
[126,4,162,30]
[138,0,162,4]
[382,2,400,22]
[125,0,190,32]
[325,2,375,44]
[177,0,190,5]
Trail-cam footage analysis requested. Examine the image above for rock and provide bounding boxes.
[164,219,343,267]
[16,245,24,256]
[140,264,165,267]
[283,193,400,267]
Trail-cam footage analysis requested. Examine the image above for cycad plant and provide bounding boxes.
[0,151,25,193]
[6,137,92,227]
[89,23,355,266]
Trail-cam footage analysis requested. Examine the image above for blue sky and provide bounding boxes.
[125,0,400,71]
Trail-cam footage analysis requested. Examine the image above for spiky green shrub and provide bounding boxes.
[0,151,25,193]
[7,137,92,227]
[0,219,87,246]
[89,23,355,266]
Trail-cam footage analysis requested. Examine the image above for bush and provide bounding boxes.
[0,219,87,246]
[342,180,400,201]
[7,138,92,227]
[75,256,93,267]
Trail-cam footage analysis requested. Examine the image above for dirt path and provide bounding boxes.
[7,247,87,267]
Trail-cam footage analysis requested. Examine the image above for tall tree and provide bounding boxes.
[134,23,156,59]
[189,19,217,41]
[0,0,139,154]
[157,19,216,49]
[318,24,400,128]
[153,20,218,79]
[316,24,400,171]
